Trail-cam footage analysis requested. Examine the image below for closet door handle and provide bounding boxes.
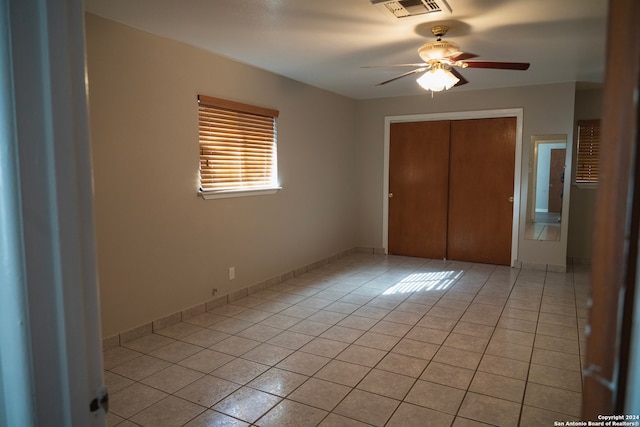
[508,196,514,203]
[388,193,394,198]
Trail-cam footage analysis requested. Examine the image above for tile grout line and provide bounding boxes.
[105,254,587,426]
[444,263,525,426]
[517,268,547,427]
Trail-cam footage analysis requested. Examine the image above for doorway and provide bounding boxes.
[382,109,523,266]
[547,148,566,214]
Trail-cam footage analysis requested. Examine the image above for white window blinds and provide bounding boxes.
[198,95,279,193]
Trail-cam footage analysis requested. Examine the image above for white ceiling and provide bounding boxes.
[83,0,609,100]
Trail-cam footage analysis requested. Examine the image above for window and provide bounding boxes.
[197,95,280,199]
[575,119,601,185]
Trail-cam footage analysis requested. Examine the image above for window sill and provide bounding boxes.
[199,187,282,200]
[574,182,598,190]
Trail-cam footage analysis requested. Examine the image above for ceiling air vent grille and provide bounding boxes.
[371,0,452,19]
[423,0,444,12]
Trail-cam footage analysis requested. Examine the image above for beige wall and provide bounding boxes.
[86,14,358,337]
[87,13,600,337]
[354,83,578,268]
[568,88,603,261]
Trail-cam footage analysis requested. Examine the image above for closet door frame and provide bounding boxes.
[382,108,523,266]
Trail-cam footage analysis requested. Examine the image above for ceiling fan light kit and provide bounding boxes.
[417,63,459,92]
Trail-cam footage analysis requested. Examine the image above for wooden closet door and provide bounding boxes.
[447,117,516,265]
[388,121,450,258]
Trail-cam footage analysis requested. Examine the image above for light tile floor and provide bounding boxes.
[104,253,590,427]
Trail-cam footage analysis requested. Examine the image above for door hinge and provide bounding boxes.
[89,386,109,413]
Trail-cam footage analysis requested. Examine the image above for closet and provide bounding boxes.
[388,117,516,265]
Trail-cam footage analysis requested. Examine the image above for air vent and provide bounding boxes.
[371,0,452,18]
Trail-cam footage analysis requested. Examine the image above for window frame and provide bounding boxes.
[197,95,281,200]
[575,119,601,188]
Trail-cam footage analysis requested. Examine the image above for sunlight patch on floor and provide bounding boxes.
[382,271,463,295]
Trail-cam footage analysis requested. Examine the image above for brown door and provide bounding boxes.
[447,117,516,265]
[583,0,639,416]
[388,121,450,258]
[547,148,566,213]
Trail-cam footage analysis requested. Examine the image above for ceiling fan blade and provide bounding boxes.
[463,61,530,70]
[377,68,427,85]
[446,52,478,61]
[449,68,469,87]
[363,63,428,68]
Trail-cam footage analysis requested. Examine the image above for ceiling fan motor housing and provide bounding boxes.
[418,40,460,61]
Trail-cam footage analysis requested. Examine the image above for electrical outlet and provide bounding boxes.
[229,267,235,280]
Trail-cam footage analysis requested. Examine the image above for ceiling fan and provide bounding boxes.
[371,25,530,91]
